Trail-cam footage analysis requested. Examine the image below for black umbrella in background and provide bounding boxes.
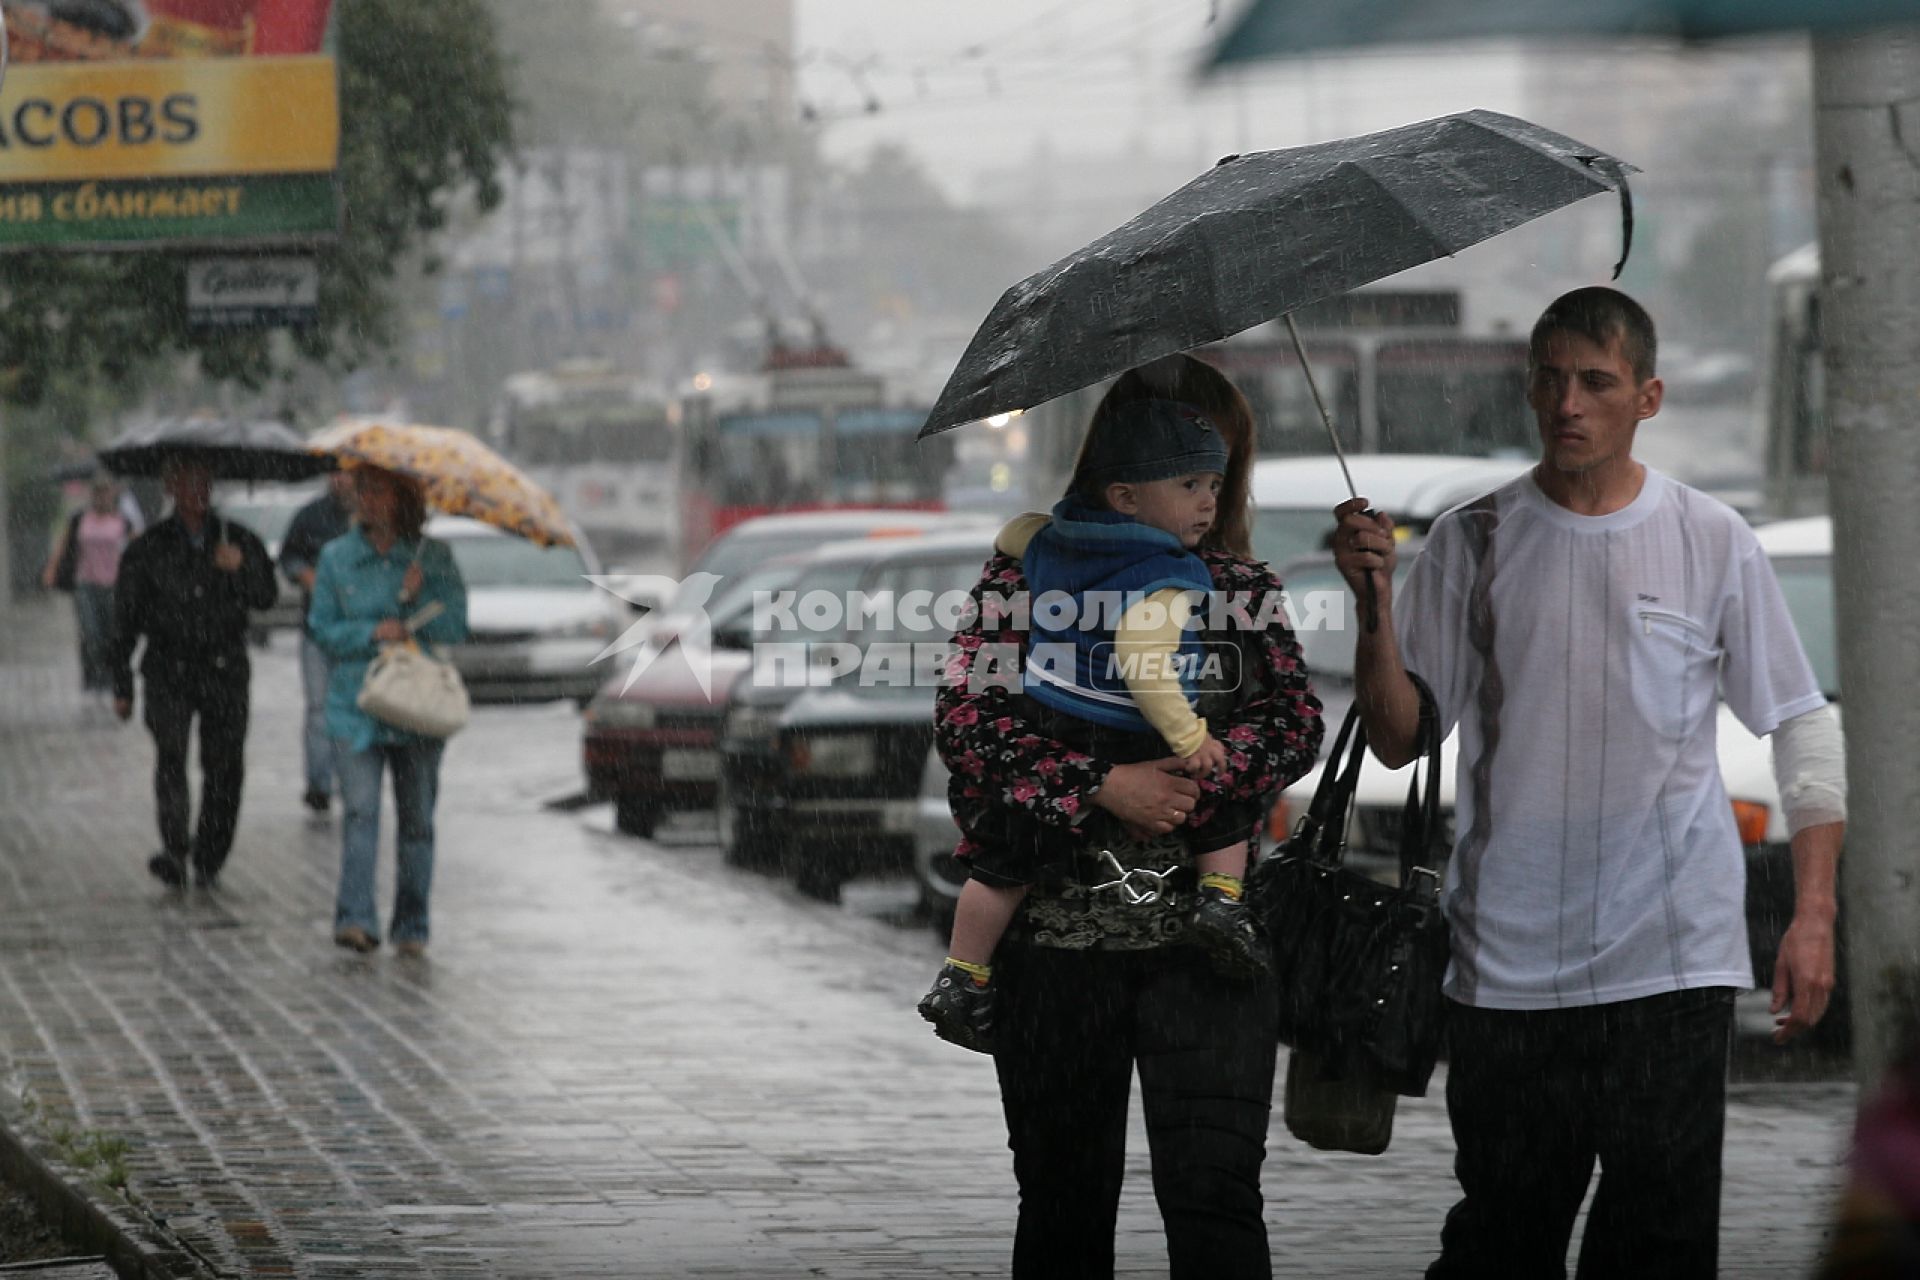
[96,416,336,483]
[920,109,1635,499]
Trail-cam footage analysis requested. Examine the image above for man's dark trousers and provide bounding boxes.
[1426,986,1735,1280]
[144,664,250,880]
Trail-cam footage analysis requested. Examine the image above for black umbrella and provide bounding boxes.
[919,110,1636,448]
[96,416,336,482]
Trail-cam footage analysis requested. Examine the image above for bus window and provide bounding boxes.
[584,414,674,463]
[833,407,945,504]
[1376,340,1532,456]
[1248,364,1363,455]
[1203,345,1361,455]
[716,411,822,506]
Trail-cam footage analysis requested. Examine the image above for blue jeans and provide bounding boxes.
[74,584,115,692]
[334,737,444,944]
[299,633,335,795]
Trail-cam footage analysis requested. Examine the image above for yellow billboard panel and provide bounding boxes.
[0,56,338,183]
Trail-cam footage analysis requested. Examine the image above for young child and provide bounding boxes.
[919,398,1264,1053]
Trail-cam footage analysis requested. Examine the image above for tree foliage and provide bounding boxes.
[0,0,515,408]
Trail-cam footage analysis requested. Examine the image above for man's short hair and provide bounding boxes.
[1529,286,1658,383]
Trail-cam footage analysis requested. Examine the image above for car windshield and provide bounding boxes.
[444,535,590,589]
[1769,554,1838,699]
[1279,558,1416,682]
[690,525,937,600]
[707,561,808,631]
[853,555,989,652]
[750,560,874,643]
[1252,508,1339,574]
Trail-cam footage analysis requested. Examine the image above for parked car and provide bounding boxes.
[730,528,999,900]
[1250,453,1531,573]
[714,538,935,864]
[218,483,320,643]
[582,560,792,837]
[1271,514,1846,1042]
[586,510,993,838]
[433,515,627,705]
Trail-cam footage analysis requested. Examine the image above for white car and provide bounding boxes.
[432,516,628,705]
[218,483,322,641]
[1271,515,1842,1033]
[1251,452,1533,574]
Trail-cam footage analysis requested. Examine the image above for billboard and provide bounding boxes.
[0,1,340,249]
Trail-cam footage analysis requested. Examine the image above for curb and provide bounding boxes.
[0,1099,207,1280]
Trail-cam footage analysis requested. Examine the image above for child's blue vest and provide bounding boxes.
[1022,497,1212,733]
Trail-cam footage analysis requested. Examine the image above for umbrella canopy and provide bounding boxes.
[919,110,1633,437]
[1207,0,1917,65]
[96,416,336,482]
[307,419,575,548]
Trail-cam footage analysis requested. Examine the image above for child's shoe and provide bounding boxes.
[917,962,995,1054]
[1188,881,1269,980]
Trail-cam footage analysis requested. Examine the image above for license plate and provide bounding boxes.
[661,749,718,781]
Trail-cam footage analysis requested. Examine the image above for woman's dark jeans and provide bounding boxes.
[994,943,1279,1280]
[74,584,114,692]
[1427,986,1736,1280]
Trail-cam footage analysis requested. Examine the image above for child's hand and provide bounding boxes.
[1180,735,1227,778]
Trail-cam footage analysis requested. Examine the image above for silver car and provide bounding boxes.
[433,516,629,706]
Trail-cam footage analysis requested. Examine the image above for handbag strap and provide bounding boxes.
[1290,703,1370,865]
[1396,672,1447,901]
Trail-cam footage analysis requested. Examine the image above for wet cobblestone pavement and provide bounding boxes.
[0,597,1855,1277]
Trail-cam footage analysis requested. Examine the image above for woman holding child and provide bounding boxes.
[925,356,1324,1278]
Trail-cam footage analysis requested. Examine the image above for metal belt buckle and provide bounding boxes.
[1089,849,1174,906]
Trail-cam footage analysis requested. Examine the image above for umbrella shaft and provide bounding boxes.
[1283,313,1358,503]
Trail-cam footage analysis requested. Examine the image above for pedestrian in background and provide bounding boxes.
[278,469,356,814]
[110,457,278,889]
[308,467,467,956]
[1333,287,1846,1279]
[42,475,136,708]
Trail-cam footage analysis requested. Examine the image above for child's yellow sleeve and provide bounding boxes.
[1114,588,1207,757]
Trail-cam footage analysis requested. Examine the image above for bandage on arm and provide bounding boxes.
[1771,703,1847,837]
[1116,589,1208,758]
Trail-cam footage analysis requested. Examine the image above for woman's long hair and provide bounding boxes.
[1070,354,1257,559]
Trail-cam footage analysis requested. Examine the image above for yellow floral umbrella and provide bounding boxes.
[308,419,575,548]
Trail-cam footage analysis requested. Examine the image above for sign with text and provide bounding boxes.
[187,254,318,325]
[0,1,339,249]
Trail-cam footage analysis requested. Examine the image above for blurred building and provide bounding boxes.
[598,0,796,122]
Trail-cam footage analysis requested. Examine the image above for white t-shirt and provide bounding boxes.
[1397,468,1827,1010]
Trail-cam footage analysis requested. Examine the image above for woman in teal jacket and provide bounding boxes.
[309,467,468,956]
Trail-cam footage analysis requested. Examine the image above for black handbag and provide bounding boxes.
[1249,678,1451,1098]
[51,511,80,593]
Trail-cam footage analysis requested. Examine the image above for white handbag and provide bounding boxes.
[356,600,470,738]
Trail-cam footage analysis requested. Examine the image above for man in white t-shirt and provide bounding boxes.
[1332,287,1846,1279]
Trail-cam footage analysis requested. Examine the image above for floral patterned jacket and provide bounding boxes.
[935,547,1324,944]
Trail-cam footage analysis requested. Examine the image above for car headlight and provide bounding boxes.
[726,705,781,744]
[787,733,875,778]
[589,698,656,730]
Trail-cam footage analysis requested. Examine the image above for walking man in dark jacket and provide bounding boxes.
[111,457,278,888]
[277,470,355,812]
